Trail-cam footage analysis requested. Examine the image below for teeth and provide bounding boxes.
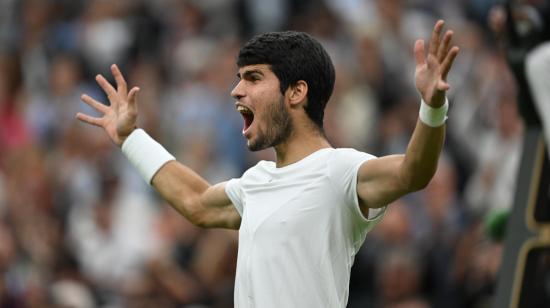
[237,105,252,114]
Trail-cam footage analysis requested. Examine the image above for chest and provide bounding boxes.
[239,174,338,237]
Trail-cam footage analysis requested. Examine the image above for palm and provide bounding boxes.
[76,65,140,146]
[414,20,459,107]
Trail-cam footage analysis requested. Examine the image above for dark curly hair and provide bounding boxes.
[237,31,336,130]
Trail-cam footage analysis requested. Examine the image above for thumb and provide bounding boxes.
[437,80,450,91]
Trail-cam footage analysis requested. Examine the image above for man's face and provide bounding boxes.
[231,64,292,151]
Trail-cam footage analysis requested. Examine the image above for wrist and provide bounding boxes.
[117,126,138,147]
[121,129,176,184]
[422,91,446,108]
[419,97,449,127]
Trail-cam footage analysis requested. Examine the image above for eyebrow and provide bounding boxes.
[236,69,264,79]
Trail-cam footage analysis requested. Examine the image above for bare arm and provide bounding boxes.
[76,65,240,229]
[357,20,459,209]
[151,162,241,229]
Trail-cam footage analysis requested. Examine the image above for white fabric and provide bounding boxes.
[225,148,386,308]
[419,98,449,127]
[121,129,175,184]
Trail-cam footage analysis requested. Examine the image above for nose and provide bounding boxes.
[231,80,245,100]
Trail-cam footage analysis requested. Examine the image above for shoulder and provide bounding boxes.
[240,160,275,181]
[326,148,377,186]
[226,160,273,202]
[328,148,377,166]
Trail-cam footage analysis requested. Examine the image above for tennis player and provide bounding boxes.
[77,20,458,308]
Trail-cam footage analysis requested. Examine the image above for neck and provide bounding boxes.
[274,125,332,168]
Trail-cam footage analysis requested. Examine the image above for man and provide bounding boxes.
[76,20,458,308]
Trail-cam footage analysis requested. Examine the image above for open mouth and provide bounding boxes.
[237,105,254,134]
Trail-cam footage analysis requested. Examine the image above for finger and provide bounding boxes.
[111,64,127,95]
[414,40,426,67]
[81,94,108,113]
[96,74,117,98]
[76,112,104,128]
[127,86,140,108]
[441,46,460,80]
[437,30,453,63]
[428,20,445,57]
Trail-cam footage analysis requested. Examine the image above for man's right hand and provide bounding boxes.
[76,64,140,147]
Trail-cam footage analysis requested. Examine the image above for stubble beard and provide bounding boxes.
[248,96,292,152]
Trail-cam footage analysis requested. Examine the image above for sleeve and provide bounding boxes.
[328,149,387,226]
[225,178,244,217]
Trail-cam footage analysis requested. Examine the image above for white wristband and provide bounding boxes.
[419,98,449,127]
[121,129,175,184]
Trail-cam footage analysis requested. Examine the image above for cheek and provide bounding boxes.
[263,98,286,124]
[254,90,283,115]
[254,80,283,102]
[258,89,281,105]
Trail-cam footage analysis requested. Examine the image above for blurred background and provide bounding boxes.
[0,0,538,307]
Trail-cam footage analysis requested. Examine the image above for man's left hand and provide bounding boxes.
[414,20,460,107]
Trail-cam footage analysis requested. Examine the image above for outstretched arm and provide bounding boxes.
[357,20,460,209]
[76,65,241,229]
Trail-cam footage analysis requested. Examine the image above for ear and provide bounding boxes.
[286,80,308,108]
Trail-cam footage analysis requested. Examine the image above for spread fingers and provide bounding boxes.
[81,94,109,113]
[75,112,103,128]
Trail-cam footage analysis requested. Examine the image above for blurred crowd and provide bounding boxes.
[0,0,530,307]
